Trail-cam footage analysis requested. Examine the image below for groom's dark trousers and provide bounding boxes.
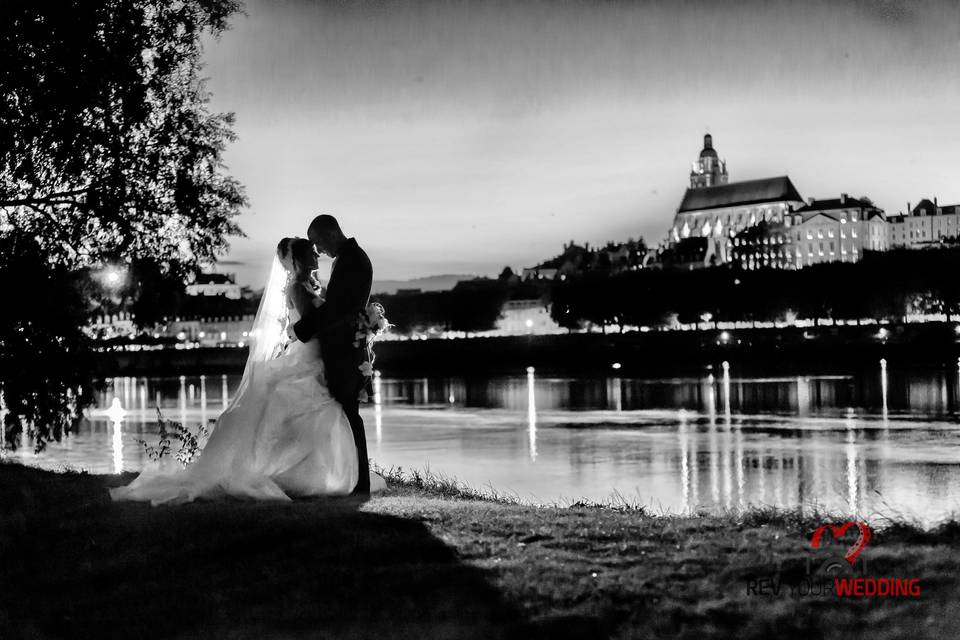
[293,238,372,494]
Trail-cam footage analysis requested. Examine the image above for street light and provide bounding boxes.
[102,266,125,289]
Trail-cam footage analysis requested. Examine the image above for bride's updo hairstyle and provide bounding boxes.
[276,237,314,280]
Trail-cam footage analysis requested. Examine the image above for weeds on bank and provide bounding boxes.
[137,408,209,467]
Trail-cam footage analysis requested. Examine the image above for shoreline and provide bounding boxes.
[2,462,960,638]
[92,322,960,378]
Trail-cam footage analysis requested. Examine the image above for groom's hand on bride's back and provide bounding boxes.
[286,325,298,341]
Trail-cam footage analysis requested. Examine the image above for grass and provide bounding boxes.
[2,462,960,639]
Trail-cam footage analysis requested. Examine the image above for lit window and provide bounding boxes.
[851,229,857,238]
[817,230,824,239]
[841,230,846,239]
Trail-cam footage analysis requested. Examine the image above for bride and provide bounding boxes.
[110,237,385,505]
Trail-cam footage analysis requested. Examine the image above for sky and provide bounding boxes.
[201,0,960,286]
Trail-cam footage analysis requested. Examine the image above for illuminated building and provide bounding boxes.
[731,194,887,270]
[786,195,887,267]
[186,271,242,299]
[669,134,805,264]
[522,239,646,279]
[496,299,560,335]
[689,133,728,188]
[886,198,960,247]
[729,221,793,270]
[654,237,718,270]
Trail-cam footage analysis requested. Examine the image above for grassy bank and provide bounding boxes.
[2,463,959,639]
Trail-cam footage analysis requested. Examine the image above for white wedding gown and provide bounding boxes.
[110,260,385,506]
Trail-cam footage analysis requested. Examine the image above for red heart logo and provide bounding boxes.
[810,521,872,565]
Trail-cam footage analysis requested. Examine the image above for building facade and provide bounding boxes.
[730,194,887,270]
[786,195,887,267]
[496,299,560,335]
[186,272,242,299]
[164,315,256,346]
[886,198,960,248]
[729,221,793,270]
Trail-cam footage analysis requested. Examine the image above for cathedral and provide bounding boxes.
[668,134,804,265]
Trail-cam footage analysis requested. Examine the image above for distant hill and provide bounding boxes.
[371,274,478,295]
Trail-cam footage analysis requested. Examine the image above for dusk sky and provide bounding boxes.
[202,0,960,286]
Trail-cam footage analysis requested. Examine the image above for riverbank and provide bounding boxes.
[93,322,960,378]
[2,463,959,639]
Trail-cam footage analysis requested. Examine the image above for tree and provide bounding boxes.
[446,283,508,334]
[0,0,246,449]
[0,232,97,449]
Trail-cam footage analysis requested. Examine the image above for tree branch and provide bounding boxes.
[0,188,90,208]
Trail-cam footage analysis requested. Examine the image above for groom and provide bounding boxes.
[290,214,372,495]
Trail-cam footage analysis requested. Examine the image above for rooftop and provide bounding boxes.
[792,196,876,213]
[678,176,803,213]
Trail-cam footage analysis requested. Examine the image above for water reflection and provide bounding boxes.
[105,398,125,475]
[527,367,537,461]
[678,410,690,513]
[373,371,383,445]
[6,362,960,526]
[881,359,888,420]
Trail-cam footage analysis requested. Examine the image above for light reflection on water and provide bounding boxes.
[5,363,960,526]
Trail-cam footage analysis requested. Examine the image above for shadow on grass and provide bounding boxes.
[0,465,582,639]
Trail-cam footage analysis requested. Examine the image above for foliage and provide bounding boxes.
[373,279,533,335]
[0,0,246,449]
[446,282,510,333]
[548,247,960,329]
[138,409,210,467]
[0,0,245,272]
[0,233,96,450]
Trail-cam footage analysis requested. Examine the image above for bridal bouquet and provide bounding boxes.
[355,302,391,402]
[354,302,391,349]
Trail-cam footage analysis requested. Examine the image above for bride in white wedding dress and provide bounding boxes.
[110,237,385,506]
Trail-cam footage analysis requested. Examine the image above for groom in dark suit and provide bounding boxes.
[291,214,372,494]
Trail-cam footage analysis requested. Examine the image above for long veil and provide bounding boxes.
[196,256,287,452]
[233,256,288,402]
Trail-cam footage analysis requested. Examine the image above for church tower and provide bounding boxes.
[689,133,728,189]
